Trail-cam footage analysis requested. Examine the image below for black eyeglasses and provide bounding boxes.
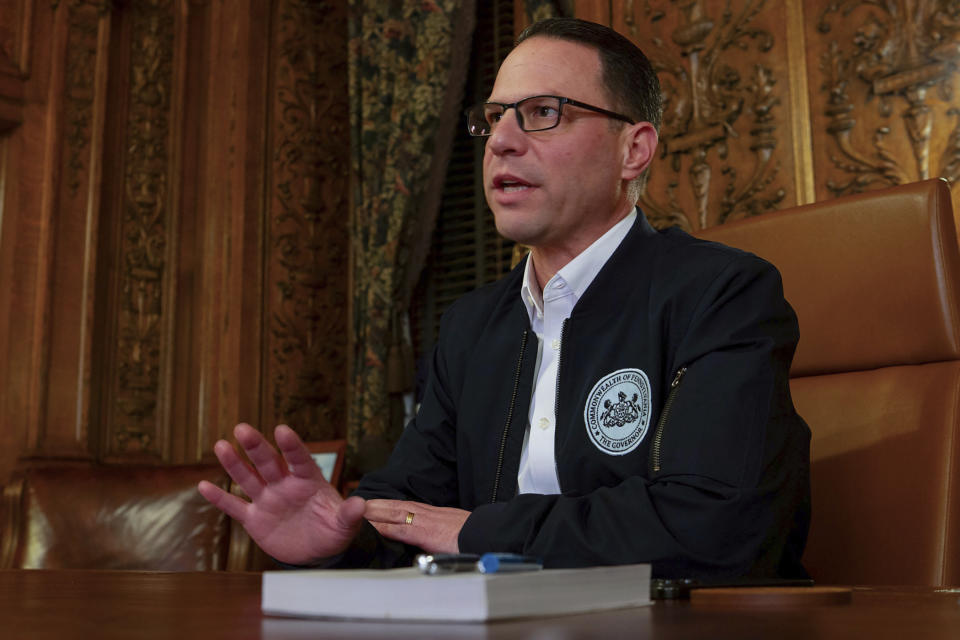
[466,95,635,137]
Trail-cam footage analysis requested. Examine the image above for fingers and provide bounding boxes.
[364,498,415,525]
[211,422,325,500]
[212,437,267,501]
[274,424,323,480]
[365,500,469,554]
[364,499,415,547]
[234,423,288,484]
[197,480,250,523]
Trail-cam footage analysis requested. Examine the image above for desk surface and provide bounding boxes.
[2,569,959,640]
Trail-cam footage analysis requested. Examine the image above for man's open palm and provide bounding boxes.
[197,423,365,565]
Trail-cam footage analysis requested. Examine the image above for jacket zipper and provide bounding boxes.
[491,329,529,503]
[552,319,569,491]
[650,366,687,474]
[553,319,568,417]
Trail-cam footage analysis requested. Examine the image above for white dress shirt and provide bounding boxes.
[517,210,637,494]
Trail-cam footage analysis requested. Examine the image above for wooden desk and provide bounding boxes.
[2,569,959,639]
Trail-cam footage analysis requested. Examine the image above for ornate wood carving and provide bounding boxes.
[623,0,788,230]
[106,0,175,456]
[266,0,349,441]
[62,1,101,196]
[814,0,960,196]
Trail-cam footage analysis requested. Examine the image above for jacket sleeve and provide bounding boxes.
[458,255,811,579]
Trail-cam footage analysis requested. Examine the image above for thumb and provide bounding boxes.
[336,495,367,532]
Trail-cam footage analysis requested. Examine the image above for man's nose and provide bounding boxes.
[485,108,526,156]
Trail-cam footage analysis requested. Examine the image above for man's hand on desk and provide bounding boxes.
[365,499,470,554]
[197,423,366,566]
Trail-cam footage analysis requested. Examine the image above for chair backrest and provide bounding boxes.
[0,439,351,572]
[697,178,960,586]
[0,464,246,571]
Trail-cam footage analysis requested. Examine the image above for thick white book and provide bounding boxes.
[261,563,651,622]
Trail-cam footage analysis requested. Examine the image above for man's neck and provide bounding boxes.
[530,205,635,290]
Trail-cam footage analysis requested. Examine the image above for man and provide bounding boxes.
[199,17,810,579]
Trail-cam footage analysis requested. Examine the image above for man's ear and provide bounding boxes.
[621,122,658,181]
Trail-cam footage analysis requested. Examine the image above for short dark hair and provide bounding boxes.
[516,17,663,133]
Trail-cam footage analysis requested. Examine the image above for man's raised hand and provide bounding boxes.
[197,423,365,565]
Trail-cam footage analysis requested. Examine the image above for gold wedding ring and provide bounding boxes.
[404,511,415,525]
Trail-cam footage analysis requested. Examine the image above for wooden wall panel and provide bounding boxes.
[180,0,270,461]
[0,0,114,467]
[0,0,38,484]
[0,0,350,480]
[96,0,179,461]
[608,0,807,231]
[0,0,31,132]
[33,0,111,461]
[581,0,960,225]
[805,0,960,211]
[261,0,349,443]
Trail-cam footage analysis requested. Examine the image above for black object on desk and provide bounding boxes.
[651,577,816,600]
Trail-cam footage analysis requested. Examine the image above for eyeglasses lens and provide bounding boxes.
[467,97,562,137]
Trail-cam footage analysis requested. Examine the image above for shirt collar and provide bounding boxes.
[520,208,637,323]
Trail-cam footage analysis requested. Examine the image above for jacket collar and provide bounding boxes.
[502,207,663,325]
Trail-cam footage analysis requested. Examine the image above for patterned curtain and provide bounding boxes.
[348,0,475,473]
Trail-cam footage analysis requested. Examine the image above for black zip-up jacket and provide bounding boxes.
[349,212,811,579]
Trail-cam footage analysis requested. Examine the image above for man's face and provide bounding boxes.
[483,37,631,256]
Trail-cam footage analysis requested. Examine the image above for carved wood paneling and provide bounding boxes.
[590,1,960,221]
[807,0,960,206]
[102,0,176,459]
[612,0,801,230]
[62,2,99,197]
[2,0,351,479]
[263,0,349,442]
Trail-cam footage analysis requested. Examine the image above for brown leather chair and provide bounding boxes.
[0,464,253,571]
[0,435,352,572]
[698,178,960,586]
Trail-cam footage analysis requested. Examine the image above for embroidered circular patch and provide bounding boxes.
[583,368,652,456]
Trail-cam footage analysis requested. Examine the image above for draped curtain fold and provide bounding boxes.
[347,0,475,473]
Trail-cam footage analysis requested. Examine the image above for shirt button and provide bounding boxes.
[551,339,561,350]
[538,417,550,430]
[554,281,566,289]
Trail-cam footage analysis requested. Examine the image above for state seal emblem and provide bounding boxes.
[583,368,652,456]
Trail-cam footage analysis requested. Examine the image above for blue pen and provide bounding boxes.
[476,552,543,574]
